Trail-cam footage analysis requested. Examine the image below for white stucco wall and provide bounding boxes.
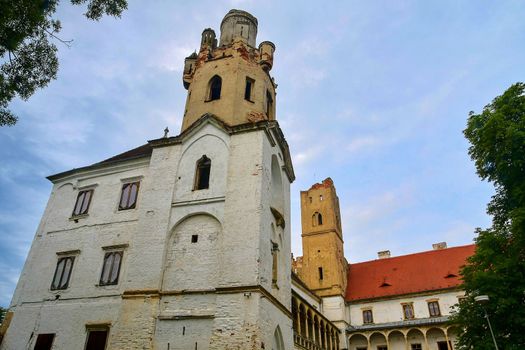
[348,290,464,325]
[2,121,294,350]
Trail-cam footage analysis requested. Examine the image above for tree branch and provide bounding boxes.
[44,28,73,48]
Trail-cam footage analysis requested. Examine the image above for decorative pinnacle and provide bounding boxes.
[163,127,169,138]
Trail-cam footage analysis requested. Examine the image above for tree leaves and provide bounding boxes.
[452,83,525,349]
[0,0,127,126]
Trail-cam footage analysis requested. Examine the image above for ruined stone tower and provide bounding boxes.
[298,178,347,297]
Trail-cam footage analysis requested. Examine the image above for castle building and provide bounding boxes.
[1,9,295,350]
[0,10,474,350]
[292,178,474,350]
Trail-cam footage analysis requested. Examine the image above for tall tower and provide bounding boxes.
[299,178,347,297]
[182,9,277,131]
[0,9,294,350]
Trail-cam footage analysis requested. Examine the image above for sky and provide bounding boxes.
[1,0,524,307]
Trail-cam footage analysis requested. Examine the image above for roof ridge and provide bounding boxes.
[348,243,475,266]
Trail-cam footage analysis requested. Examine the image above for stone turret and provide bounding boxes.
[180,9,277,132]
[297,178,348,297]
[200,28,217,49]
[219,9,258,47]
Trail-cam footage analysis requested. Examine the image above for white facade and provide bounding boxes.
[2,118,295,350]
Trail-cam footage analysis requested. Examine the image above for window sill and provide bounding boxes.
[118,206,137,212]
[69,214,88,222]
[244,98,255,104]
[96,283,119,288]
[204,99,219,103]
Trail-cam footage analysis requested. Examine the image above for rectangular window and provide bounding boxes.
[362,309,373,324]
[357,348,367,350]
[85,328,109,350]
[411,344,422,350]
[119,182,140,210]
[72,189,93,216]
[428,301,441,317]
[34,334,55,350]
[245,77,254,101]
[437,341,453,350]
[99,251,123,286]
[266,90,273,118]
[377,346,387,350]
[402,303,415,319]
[318,267,323,280]
[51,256,75,290]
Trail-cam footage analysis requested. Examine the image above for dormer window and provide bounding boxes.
[208,75,222,101]
[194,155,211,190]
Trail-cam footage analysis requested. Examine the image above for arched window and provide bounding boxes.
[208,75,222,101]
[312,212,323,226]
[194,155,211,190]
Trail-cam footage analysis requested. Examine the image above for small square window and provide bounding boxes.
[411,344,422,350]
[191,235,198,243]
[72,189,93,216]
[377,346,387,350]
[100,251,123,286]
[428,301,441,317]
[363,309,373,324]
[34,333,55,350]
[51,256,75,290]
[119,182,140,210]
[402,303,415,319]
[85,327,109,350]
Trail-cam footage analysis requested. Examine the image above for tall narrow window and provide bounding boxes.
[362,309,373,324]
[119,182,140,210]
[72,189,93,216]
[245,77,254,101]
[208,75,222,101]
[312,212,323,226]
[85,327,109,350]
[428,301,441,317]
[99,251,123,286]
[271,242,279,286]
[266,90,273,118]
[402,303,415,319]
[51,256,75,290]
[34,334,55,350]
[318,267,323,280]
[194,155,211,190]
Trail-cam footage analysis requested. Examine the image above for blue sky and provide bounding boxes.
[1,1,524,307]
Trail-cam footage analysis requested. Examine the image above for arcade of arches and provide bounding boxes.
[292,293,340,350]
[348,326,458,350]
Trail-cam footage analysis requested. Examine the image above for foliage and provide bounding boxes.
[0,0,127,126]
[452,82,525,349]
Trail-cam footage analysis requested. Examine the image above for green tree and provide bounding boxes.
[452,82,525,349]
[0,0,127,126]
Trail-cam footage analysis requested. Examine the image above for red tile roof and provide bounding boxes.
[345,244,475,302]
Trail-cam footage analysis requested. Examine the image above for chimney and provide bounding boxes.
[378,250,391,259]
[432,242,447,250]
